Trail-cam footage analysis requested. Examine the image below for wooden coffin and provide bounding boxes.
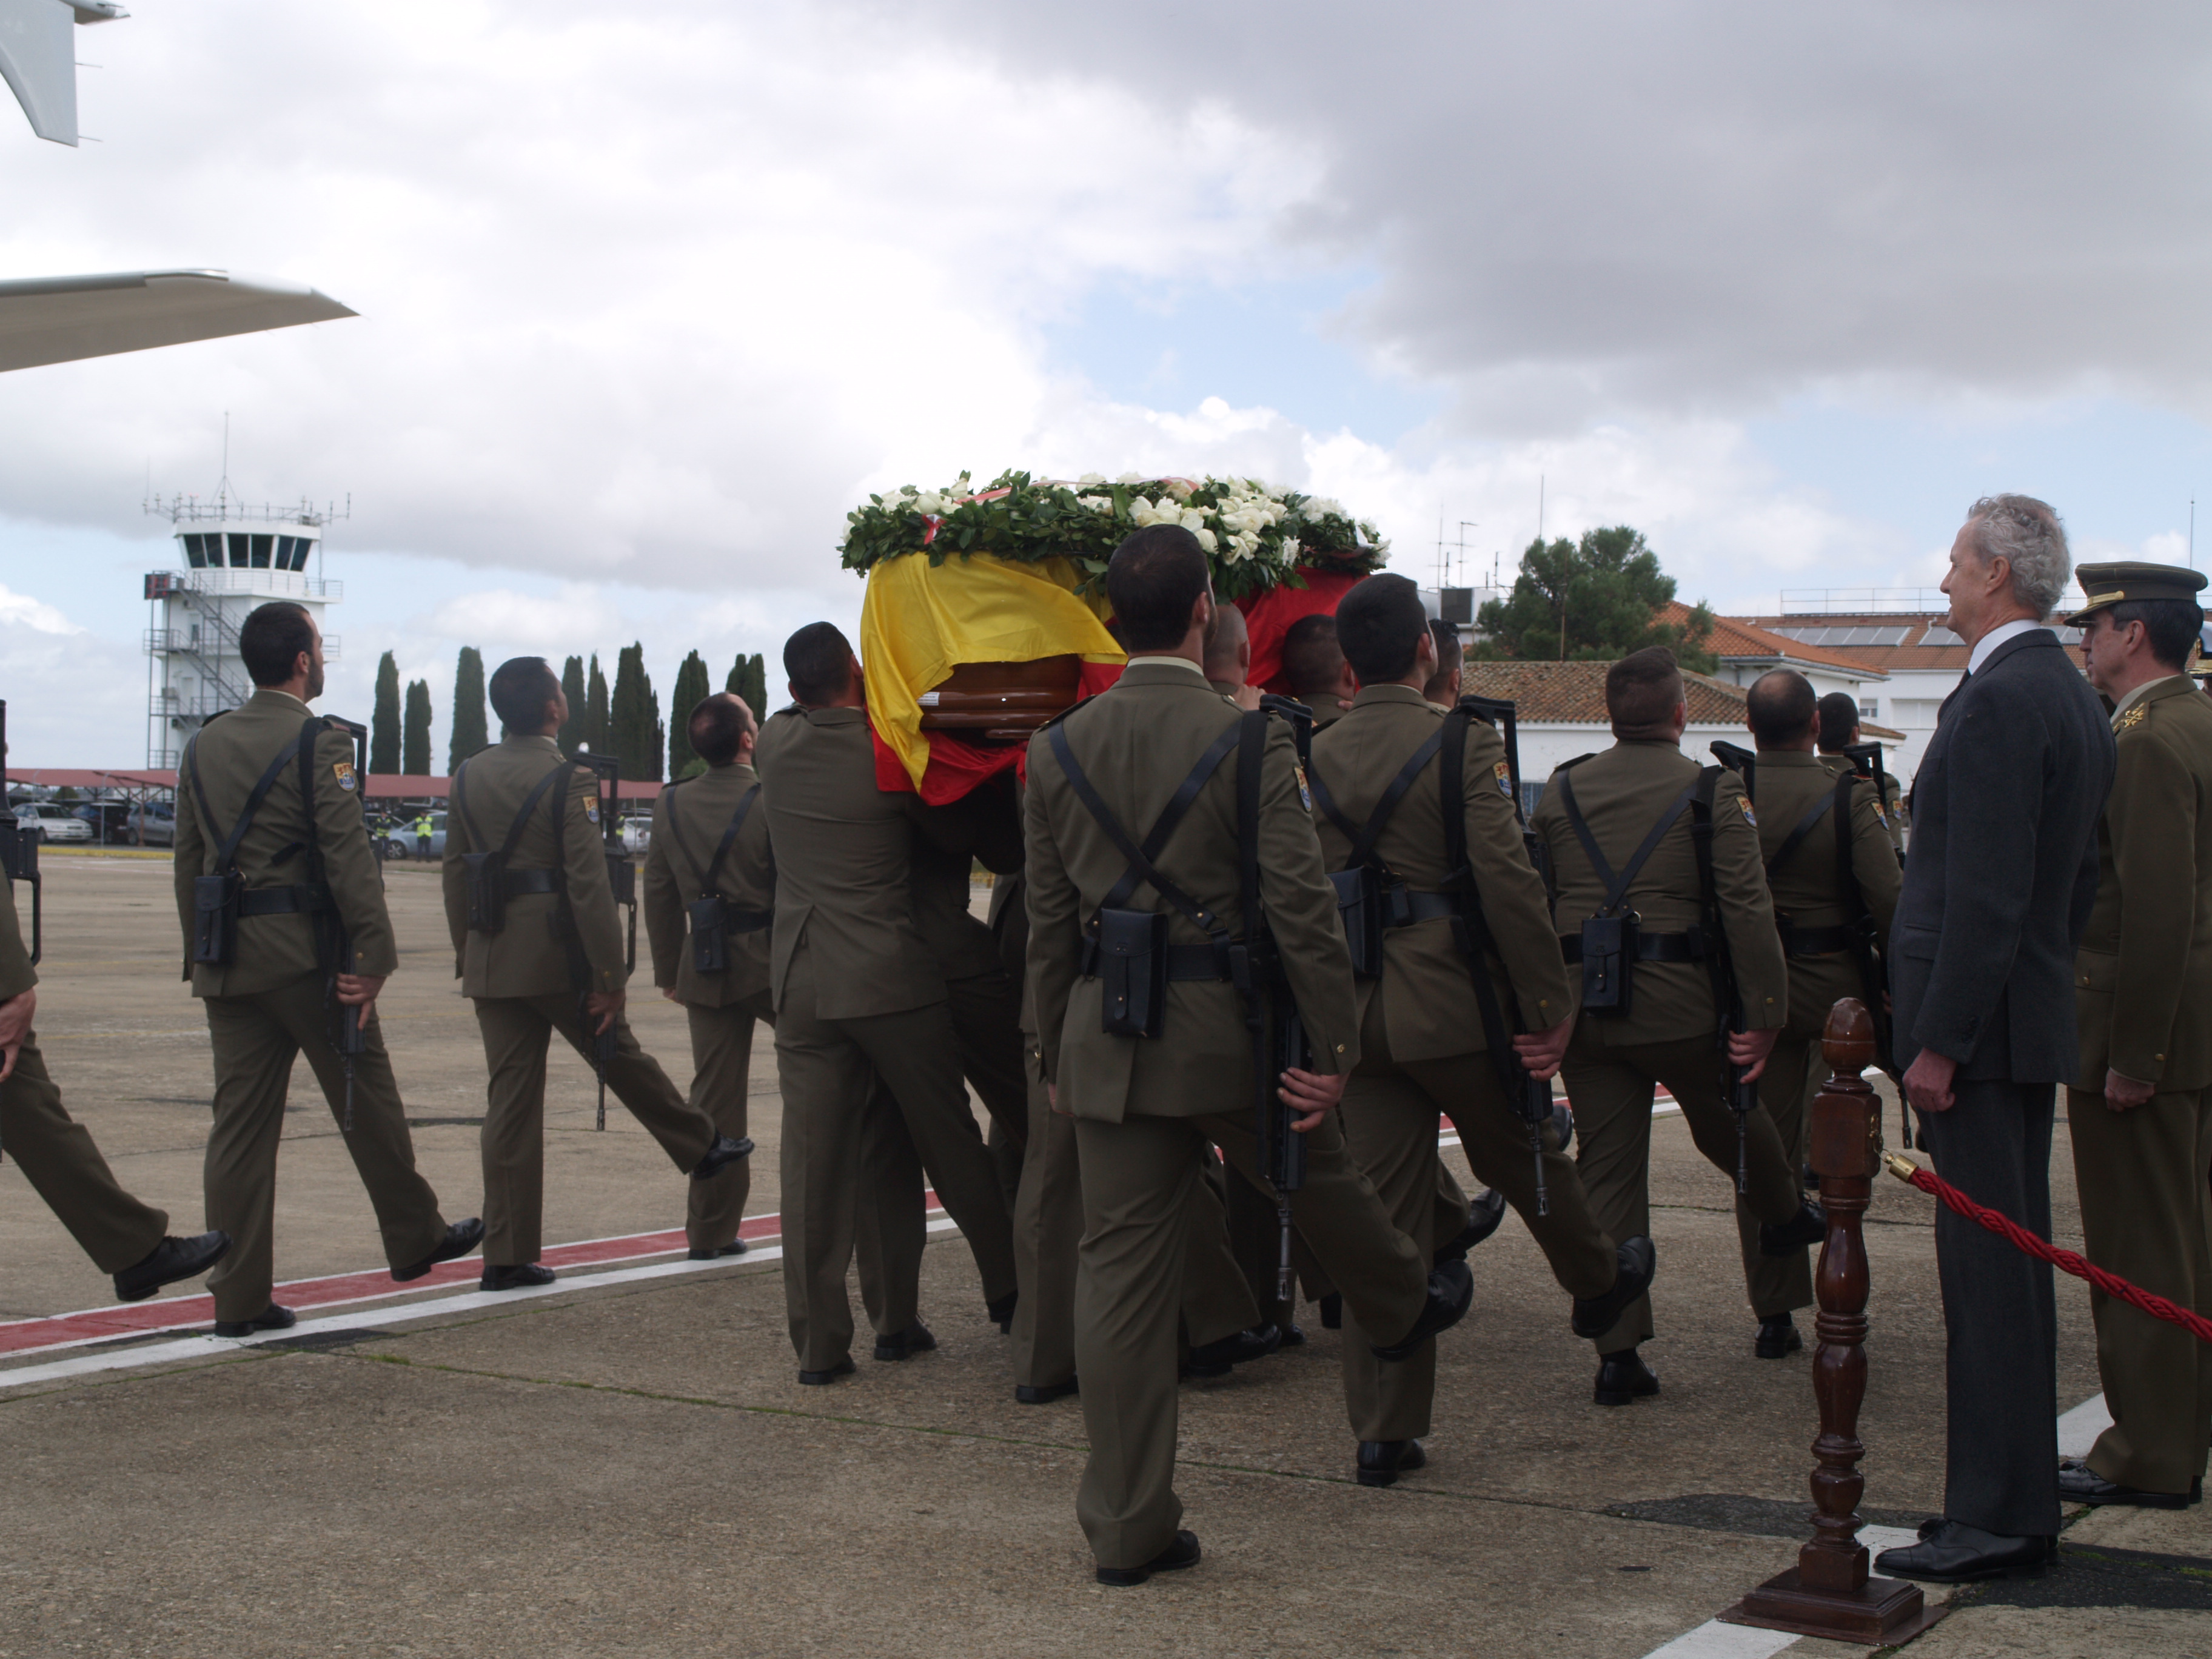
[918,655,1084,742]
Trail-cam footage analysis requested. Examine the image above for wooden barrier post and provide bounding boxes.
[1719,998,1946,1646]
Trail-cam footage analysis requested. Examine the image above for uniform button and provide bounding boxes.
[1335,1043,1346,1054]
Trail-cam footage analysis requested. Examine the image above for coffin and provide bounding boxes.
[916,655,1082,742]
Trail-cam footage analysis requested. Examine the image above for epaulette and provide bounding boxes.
[2116,701,2151,735]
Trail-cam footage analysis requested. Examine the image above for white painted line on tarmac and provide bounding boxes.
[2057,1392,2111,1459]
[1641,1620,1797,1659]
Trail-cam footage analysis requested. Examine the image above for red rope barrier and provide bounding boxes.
[1882,1153,2212,1345]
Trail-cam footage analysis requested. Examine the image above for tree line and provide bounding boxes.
[370,646,774,782]
[1472,525,1716,670]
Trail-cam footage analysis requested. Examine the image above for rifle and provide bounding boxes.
[1242,694,1312,1304]
[1701,746,1762,1194]
[1837,745,1911,1147]
[0,702,39,970]
[578,751,634,1131]
[324,717,370,1132]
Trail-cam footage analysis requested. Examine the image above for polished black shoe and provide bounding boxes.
[1874,1517,2050,1582]
[114,1231,230,1302]
[1436,1189,1509,1264]
[1754,1312,1803,1359]
[1760,1199,1826,1256]
[2058,1458,2191,1509]
[1184,1323,1282,1378]
[1593,1347,1660,1406]
[1549,1101,1575,1155]
[1356,1439,1427,1489]
[873,1324,936,1362]
[1016,1378,1079,1405]
[1318,1292,1343,1330]
[1372,1260,1473,1361]
[1570,1236,1657,1339]
[480,1262,557,1292]
[686,1241,749,1261]
[394,1217,485,1283]
[213,1303,297,1339]
[1096,1529,1201,1587]
[691,1134,755,1182]
[1278,1323,1306,1347]
[797,1356,856,1386]
[987,1290,1017,1333]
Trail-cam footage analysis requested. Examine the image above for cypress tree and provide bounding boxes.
[669,650,711,777]
[402,680,433,776]
[725,652,746,694]
[585,655,611,756]
[610,642,663,782]
[557,655,586,752]
[449,646,488,769]
[727,651,768,712]
[370,651,401,773]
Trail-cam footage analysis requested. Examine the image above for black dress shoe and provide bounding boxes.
[2058,1459,2191,1509]
[1278,1324,1306,1347]
[394,1217,485,1282]
[1318,1292,1342,1329]
[1593,1347,1660,1406]
[1016,1377,1079,1405]
[114,1231,230,1302]
[1356,1439,1427,1488]
[1436,1189,1509,1264]
[873,1324,936,1361]
[1372,1260,1473,1361]
[1549,1101,1575,1155]
[686,1240,750,1261]
[1096,1529,1201,1587]
[797,1356,856,1386]
[1755,1312,1803,1358]
[1185,1323,1282,1377]
[213,1303,297,1339]
[987,1290,1017,1333]
[1570,1236,1657,1338]
[690,1134,755,1182]
[1874,1517,2050,1582]
[480,1262,556,1292]
[1759,1199,1826,1256]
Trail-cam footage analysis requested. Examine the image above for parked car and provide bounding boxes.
[375,812,447,860]
[619,816,652,856]
[73,801,132,842]
[124,802,175,846]
[15,802,92,842]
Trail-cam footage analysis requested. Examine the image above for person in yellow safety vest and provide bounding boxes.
[414,813,434,860]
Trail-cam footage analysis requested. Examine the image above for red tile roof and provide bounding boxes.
[1661,603,1889,676]
[1464,660,1751,725]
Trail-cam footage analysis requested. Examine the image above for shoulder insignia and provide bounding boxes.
[1492,759,1514,799]
[585,800,600,823]
[1871,799,1888,826]
[1738,796,1758,826]
[332,760,357,793]
[2117,704,2148,732]
[1293,759,1313,811]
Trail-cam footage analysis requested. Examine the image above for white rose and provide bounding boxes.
[1308,497,1346,519]
[1195,528,1219,553]
[1283,537,1301,561]
[1078,494,1113,513]
[1079,472,1106,485]
[1116,471,1147,485]
[1178,507,1207,532]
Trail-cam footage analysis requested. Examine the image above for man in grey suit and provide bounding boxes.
[1874,495,2116,1584]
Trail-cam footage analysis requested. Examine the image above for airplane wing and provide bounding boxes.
[0,268,357,372]
[0,0,127,147]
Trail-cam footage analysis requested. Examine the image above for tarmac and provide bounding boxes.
[2,849,2208,1658]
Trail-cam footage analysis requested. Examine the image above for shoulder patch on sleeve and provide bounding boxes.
[1293,760,1313,811]
[1492,759,1514,799]
[584,800,600,823]
[1738,796,1758,826]
[332,760,357,793]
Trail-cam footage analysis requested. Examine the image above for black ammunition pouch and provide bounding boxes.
[462,851,508,934]
[685,895,772,974]
[1328,866,1390,979]
[1577,912,1639,1014]
[193,870,243,965]
[1093,907,1169,1038]
[452,760,569,937]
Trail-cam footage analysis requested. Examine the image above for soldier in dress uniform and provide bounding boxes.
[1738,671,1900,1359]
[1815,691,1907,857]
[1423,617,1463,706]
[643,692,774,1261]
[1024,526,1470,1586]
[1280,613,1358,725]
[2060,561,2212,1509]
[1529,646,1825,1404]
[444,658,746,1292]
[174,603,481,1335]
[1315,575,1654,1489]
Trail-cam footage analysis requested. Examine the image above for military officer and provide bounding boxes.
[1423,617,1463,706]
[1280,612,1358,724]
[1816,691,1907,857]
[173,603,481,1335]
[1315,575,1653,1488]
[2061,561,2212,1509]
[1530,646,1824,1405]
[1738,671,1900,1359]
[754,623,1016,1385]
[1025,525,1469,1586]
[1,854,229,1301]
[445,658,746,1291]
[644,692,775,1261]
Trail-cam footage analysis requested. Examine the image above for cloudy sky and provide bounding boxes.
[2,1,2207,765]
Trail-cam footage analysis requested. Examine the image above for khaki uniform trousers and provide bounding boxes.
[1339,999,1617,1441]
[202,974,450,1322]
[682,991,775,1253]
[472,992,716,1267]
[1563,1025,1802,1353]
[1741,1032,1821,1319]
[2,1033,167,1273]
[1072,1106,1427,1570]
[773,949,1016,1371]
[2068,1084,2212,1496]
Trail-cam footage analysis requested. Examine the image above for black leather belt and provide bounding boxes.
[238,883,332,916]
[501,869,561,897]
[726,909,773,935]
[1778,921,1855,957]
[1560,930,1708,964]
[1165,942,1232,980]
[1394,890,1458,925]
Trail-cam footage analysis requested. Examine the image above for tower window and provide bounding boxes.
[183,535,207,569]
[250,535,273,568]
[291,538,315,571]
[276,536,295,568]
[228,533,250,568]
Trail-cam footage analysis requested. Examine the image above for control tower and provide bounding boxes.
[141,494,346,768]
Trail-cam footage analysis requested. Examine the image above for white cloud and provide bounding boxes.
[0,583,81,635]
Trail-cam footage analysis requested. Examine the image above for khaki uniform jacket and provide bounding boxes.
[1309,684,1570,1060]
[173,689,394,996]
[1532,738,1788,1045]
[1757,749,1902,1035]
[752,705,942,1020]
[2073,675,2212,1092]
[442,734,625,998]
[643,761,773,1007]
[0,876,35,999]
[1820,753,1908,855]
[1024,659,1358,1122]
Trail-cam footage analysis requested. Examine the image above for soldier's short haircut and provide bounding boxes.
[2100,597,2202,671]
[784,622,856,705]
[1815,691,1860,752]
[488,657,561,731]
[689,692,756,766]
[1427,618,1464,681]
[1201,592,1248,682]
[238,602,315,686]
[1280,614,1346,700]
[1335,574,1429,683]
[1604,646,1684,738]
[1746,669,1819,748]
[1106,525,1212,653]
[1965,494,2071,619]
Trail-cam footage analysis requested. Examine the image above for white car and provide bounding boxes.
[14,802,91,842]
[619,817,652,856]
